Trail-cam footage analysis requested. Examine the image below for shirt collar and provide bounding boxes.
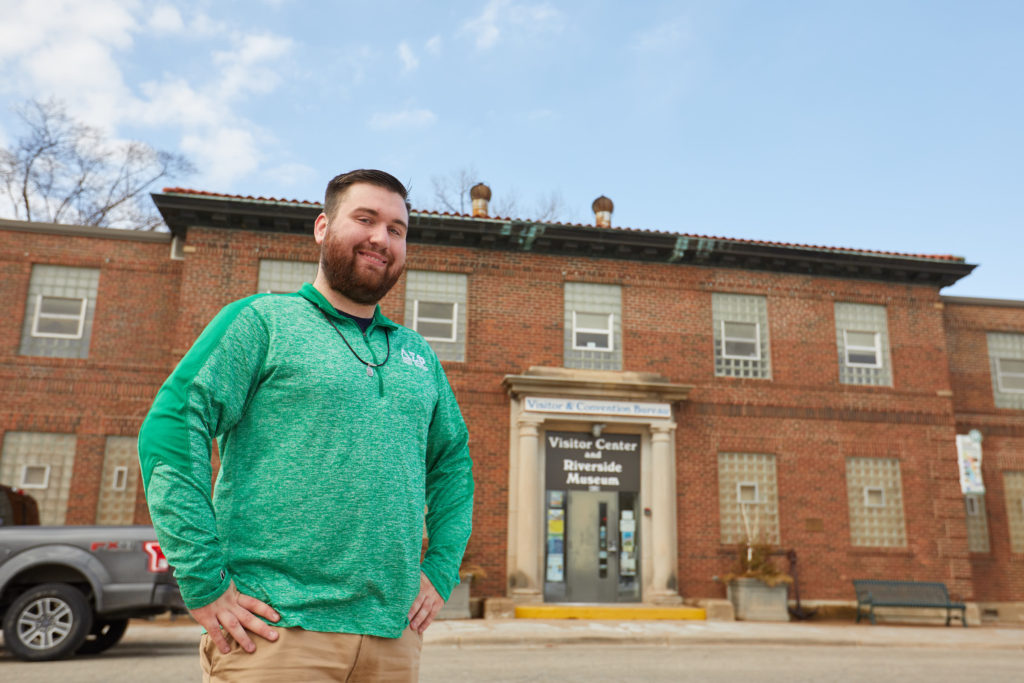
[298,282,399,331]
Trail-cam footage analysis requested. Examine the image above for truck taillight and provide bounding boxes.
[144,541,169,573]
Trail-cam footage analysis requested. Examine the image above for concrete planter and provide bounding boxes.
[727,577,790,622]
[436,581,471,620]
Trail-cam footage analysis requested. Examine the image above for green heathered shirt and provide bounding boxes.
[138,283,473,638]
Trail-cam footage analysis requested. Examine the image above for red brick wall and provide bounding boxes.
[944,300,1024,602]
[0,227,181,524]
[4,222,1021,606]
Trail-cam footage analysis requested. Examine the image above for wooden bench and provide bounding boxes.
[852,579,967,627]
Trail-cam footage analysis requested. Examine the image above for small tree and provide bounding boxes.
[0,98,194,230]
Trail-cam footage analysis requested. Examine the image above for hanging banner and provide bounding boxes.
[545,431,641,492]
[955,433,984,494]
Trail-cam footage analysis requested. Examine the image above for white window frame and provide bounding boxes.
[31,294,87,339]
[571,311,614,351]
[721,320,761,361]
[995,357,1024,393]
[864,486,886,508]
[19,464,51,489]
[736,481,761,504]
[844,329,882,368]
[111,466,129,492]
[413,300,458,343]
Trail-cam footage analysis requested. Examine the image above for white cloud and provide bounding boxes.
[182,127,262,189]
[189,12,229,38]
[368,108,437,131]
[425,35,442,56]
[214,33,293,99]
[397,41,418,73]
[0,1,296,189]
[149,5,184,33]
[461,0,563,51]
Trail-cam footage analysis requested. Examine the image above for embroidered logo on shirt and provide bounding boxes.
[401,348,428,371]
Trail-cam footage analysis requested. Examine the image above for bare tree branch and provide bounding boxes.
[426,165,479,214]
[0,98,194,230]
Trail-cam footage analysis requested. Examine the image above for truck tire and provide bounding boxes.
[76,617,129,655]
[1,582,93,661]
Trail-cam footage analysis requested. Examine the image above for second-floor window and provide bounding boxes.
[257,259,317,294]
[20,265,100,359]
[404,271,467,362]
[987,332,1024,409]
[713,293,771,379]
[834,303,892,386]
[564,282,622,370]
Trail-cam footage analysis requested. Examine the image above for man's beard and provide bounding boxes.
[320,233,404,306]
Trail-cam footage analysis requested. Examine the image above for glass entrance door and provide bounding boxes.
[565,491,619,602]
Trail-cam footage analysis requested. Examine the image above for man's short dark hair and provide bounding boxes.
[323,169,409,219]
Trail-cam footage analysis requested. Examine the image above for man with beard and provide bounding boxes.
[138,169,474,681]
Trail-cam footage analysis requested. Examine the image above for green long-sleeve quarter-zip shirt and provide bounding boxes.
[138,283,473,638]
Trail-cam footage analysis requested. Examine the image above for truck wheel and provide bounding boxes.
[1,583,93,661]
[76,618,129,655]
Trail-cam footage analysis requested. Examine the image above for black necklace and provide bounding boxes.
[319,308,390,377]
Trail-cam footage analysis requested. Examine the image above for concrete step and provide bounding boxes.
[515,604,706,620]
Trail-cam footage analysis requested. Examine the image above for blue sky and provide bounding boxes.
[1,0,1021,298]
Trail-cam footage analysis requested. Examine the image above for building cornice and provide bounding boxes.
[0,217,171,243]
[150,192,976,287]
[941,295,1024,309]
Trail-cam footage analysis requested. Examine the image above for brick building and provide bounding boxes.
[1,185,1022,620]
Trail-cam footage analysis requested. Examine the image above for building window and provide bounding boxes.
[737,481,760,504]
[257,259,317,294]
[846,457,906,547]
[96,437,140,526]
[564,283,622,371]
[844,331,882,368]
[20,265,100,359]
[0,432,77,526]
[713,293,771,379]
[987,333,1024,409]
[31,295,88,339]
[717,453,779,545]
[413,301,458,342]
[404,271,467,362]
[835,303,892,386]
[1005,471,1024,553]
[111,466,129,492]
[20,464,51,489]
[965,493,990,553]
[572,312,614,351]
[996,359,1024,393]
[722,321,760,360]
[863,486,885,507]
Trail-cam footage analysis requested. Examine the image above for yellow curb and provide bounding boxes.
[515,605,706,620]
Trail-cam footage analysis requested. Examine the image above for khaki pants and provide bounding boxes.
[200,627,423,682]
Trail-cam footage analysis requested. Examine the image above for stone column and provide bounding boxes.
[512,415,544,602]
[649,421,682,604]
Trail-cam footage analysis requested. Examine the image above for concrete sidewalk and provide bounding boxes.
[122,618,1024,651]
[424,618,1024,650]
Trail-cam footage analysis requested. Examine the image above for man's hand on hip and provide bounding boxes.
[190,581,280,654]
[408,572,444,634]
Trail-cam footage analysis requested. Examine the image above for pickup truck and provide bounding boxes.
[0,485,186,661]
